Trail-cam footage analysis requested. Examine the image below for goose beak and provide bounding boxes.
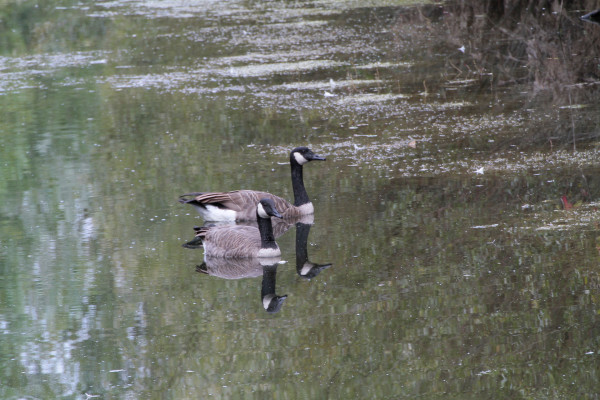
[264,294,288,313]
[272,209,283,219]
[309,153,326,161]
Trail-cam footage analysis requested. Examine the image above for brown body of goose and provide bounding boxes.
[184,198,283,258]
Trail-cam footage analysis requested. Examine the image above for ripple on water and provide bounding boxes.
[214,60,346,78]
[277,79,383,91]
[336,93,409,104]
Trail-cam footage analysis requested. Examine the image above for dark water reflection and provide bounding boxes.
[190,221,331,314]
[195,256,288,313]
[1,0,600,399]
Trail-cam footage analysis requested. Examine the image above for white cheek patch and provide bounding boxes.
[293,152,309,165]
[263,294,275,309]
[300,263,313,276]
[257,203,269,218]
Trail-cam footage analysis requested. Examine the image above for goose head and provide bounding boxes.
[257,198,283,219]
[290,147,326,166]
[263,294,288,313]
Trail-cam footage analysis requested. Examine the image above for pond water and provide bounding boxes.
[1,0,600,398]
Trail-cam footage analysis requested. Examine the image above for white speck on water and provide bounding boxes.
[472,224,499,229]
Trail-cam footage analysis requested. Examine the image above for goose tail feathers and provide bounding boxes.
[178,192,205,205]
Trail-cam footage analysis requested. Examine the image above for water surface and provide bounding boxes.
[1,0,600,399]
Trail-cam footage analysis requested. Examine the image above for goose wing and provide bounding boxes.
[182,190,293,221]
[202,225,263,258]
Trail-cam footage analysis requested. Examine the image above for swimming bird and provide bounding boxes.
[582,9,600,25]
[179,146,326,221]
[183,198,283,258]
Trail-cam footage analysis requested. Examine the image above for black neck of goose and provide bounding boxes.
[261,264,278,299]
[290,159,310,207]
[256,213,278,249]
[295,222,310,269]
[261,263,287,313]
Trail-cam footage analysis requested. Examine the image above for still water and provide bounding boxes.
[1,0,600,398]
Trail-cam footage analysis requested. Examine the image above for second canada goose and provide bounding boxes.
[184,198,283,258]
[179,146,326,221]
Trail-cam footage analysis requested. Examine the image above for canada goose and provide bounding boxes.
[183,198,283,258]
[179,146,326,221]
[582,9,600,25]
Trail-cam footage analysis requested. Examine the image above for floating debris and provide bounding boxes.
[471,224,499,229]
[354,61,411,69]
[337,93,408,104]
[216,60,345,78]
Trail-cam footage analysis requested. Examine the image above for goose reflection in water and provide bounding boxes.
[183,213,330,313]
[195,256,287,313]
[294,221,332,279]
